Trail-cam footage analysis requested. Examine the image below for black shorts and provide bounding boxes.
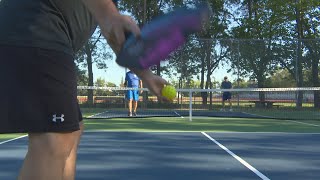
[222,92,232,101]
[0,46,82,133]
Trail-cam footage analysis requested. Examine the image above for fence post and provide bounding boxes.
[189,89,192,122]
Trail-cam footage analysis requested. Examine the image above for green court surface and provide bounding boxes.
[83,116,320,133]
[1,109,319,141]
[78,109,320,133]
[240,108,320,120]
[0,134,25,142]
[81,107,320,120]
[81,108,320,132]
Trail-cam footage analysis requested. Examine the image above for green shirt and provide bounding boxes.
[0,0,97,56]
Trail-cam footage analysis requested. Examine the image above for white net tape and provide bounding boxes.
[78,86,320,92]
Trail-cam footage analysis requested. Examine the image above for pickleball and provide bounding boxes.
[161,85,177,101]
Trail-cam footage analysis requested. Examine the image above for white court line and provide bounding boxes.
[87,111,109,118]
[285,120,320,127]
[82,129,320,134]
[173,111,184,118]
[0,135,27,145]
[201,132,270,180]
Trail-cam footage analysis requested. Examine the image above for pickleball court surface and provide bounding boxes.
[1,131,320,180]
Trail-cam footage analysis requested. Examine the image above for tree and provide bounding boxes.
[94,78,117,96]
[197,0,230,105]
[273,0,320,107]
[163,41,203,88]
[119,0,176,76]
[265,69,296,88]
[298,0,320,108]
[76,66,88,86]
[75,31,113,106]
[99,0,320,108]
[229,0,292,101]
[159,0,230,105]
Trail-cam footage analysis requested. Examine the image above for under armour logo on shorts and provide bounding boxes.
[52,114,65,123]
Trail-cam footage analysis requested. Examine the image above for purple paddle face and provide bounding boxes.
[139,28,186,69]
[116,5,210,69]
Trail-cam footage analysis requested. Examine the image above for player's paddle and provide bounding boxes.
[116,4,211,70]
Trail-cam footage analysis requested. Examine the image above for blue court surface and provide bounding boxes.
[0,131,320,180]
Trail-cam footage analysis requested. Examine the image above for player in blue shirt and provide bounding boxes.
[124,71,143,116]
[221,76,233,111]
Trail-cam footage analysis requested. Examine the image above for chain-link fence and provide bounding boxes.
[163,38,320,88]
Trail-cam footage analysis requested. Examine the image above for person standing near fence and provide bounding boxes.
[0,0,168,179]
[221,76,233,111]
[124,71,143,116]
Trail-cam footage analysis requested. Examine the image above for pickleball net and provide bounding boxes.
[78,86,320,121]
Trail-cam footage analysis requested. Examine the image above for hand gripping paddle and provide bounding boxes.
[116,4,211,70]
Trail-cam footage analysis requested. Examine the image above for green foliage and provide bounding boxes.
[76,0,319,92]
[75,30,113,87]
[76,66,88,86]
[94,78,118,96]
[265,69,296,88]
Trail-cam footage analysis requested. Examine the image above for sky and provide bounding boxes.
[91,2,237,87]
[93,57,127,86]
[92,57,233,87]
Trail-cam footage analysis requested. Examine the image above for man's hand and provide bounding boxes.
[139,80,143,94]
[132,69,170,102]
[101,14,140,54]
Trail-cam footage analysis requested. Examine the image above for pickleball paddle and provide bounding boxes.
[116,4,211,70]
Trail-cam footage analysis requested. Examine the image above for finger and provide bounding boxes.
[159,78,169,87]
[156,95,165,103]
[158,95,172,103]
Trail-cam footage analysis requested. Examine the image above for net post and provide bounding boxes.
[189,89,192,122]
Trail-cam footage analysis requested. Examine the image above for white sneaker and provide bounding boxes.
[220,108,225,112]
[229,108,233,112]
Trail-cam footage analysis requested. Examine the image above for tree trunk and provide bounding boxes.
[200,43,206,105]
[295,1,303,108]
[257,78,265,102]
[312,56,320,108]
[85,44,94,107]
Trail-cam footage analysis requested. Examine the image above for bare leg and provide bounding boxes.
[133,101,138,112]
[222,100,225,108]
[62,122,84,180]
[128,100,132,112]
[228,99,232,109]
[18,128,82,180]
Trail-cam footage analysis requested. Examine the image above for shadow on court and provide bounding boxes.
[0,132,319,180]
[76,132,259,180]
